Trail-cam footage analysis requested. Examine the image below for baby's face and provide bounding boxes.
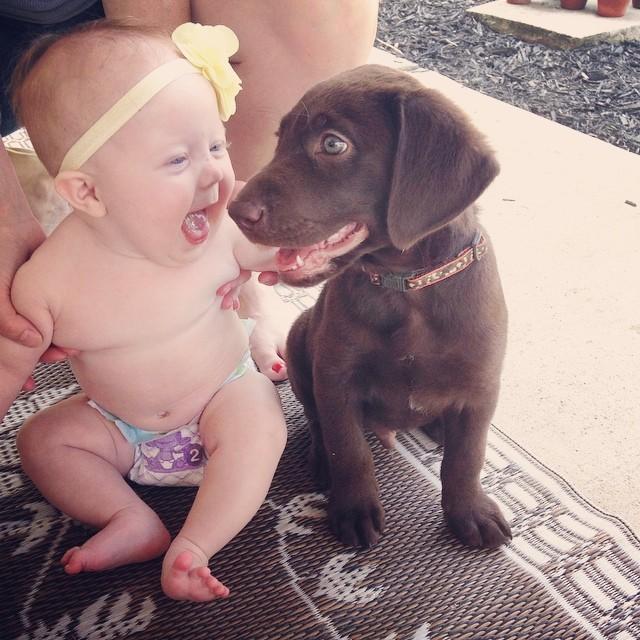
[88,72,235,266]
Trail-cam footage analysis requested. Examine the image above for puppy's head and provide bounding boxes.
[229,64,498,286]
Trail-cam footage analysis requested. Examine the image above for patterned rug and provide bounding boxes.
[2,337,640,639]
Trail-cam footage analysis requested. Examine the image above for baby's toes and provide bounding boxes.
[208,576,230,598]
[60,547,78,565]
[195,566,211,579]
[267,360,287,381]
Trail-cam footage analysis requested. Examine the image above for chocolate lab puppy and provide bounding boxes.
[229,65,511,549]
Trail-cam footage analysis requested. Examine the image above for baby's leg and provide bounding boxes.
[17,393,170,573]
[161,371,287,601]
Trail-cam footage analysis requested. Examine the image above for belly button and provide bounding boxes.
[157,410,170,419]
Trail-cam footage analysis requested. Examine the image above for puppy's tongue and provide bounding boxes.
[182,210,209,244]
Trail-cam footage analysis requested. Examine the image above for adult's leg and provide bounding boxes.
[192,0,379,179]
[160,370,286,601]
[17,393,170,573]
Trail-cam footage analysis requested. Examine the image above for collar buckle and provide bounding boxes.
[471,230,486,262]
[369,271,410,291]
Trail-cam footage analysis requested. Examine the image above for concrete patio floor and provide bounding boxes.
[265,47,640,535]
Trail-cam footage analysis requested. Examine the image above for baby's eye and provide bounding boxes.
[209,141,229,156]
[169,155,188,166]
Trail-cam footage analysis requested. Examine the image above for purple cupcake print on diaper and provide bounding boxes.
[140,430,206,474]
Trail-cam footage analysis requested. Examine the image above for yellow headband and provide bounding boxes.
[58,23,241,173]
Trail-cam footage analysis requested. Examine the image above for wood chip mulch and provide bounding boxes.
[377,0,640,155]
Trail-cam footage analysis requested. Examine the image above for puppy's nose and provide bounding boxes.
[228,200,266,229]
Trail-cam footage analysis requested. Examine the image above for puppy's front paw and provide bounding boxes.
[444,492,511,549]
[329,494,385,548]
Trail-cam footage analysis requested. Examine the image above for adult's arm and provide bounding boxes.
[102,0,190,30]
[0,139,46,347]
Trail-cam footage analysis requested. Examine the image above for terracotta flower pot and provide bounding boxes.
[597,0,630,15]
[561,0,587,8]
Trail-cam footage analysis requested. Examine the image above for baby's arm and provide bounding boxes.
[226,215,278,274]
[0,265,54,421]
[223,213,288,381]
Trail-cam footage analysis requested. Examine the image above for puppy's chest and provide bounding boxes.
[356,314,467,421]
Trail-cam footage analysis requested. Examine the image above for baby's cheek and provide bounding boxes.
[220,162,235,204]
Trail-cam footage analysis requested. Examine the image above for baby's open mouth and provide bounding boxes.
[182,209,210,244]
[276,222,368,276]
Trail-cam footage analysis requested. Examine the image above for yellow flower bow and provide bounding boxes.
[171,23,242,121]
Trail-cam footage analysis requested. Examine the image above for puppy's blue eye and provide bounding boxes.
[169,155,187,166]
[322,135,348,155]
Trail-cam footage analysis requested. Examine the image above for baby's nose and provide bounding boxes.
[199,157,224,188]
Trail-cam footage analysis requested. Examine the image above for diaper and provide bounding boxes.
[129,420,207,486]
[88,348,256,486]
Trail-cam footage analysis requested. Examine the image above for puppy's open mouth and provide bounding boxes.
[276,222,368,278]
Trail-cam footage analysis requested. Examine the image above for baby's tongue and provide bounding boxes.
[182,210,209,244]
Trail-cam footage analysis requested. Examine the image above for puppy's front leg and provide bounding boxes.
[440,404,511,549]
[316,388,384,548]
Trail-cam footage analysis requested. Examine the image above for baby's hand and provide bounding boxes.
[216,270,251,311]
[216,270,280,310]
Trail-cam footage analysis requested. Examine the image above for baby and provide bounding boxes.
[0,20,288,602]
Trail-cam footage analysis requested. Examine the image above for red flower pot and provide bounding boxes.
[561,0,587,8]
[597,0,630,15]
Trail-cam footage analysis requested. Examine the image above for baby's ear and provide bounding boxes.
[54,171,107,218]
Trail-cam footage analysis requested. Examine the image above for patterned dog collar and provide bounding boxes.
[368,231,488,292]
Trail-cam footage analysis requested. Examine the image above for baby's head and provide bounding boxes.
[11,20,242,264]
[11,20,241,175]
[11,20,177,176]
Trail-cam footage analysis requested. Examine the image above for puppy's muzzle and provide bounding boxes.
[228,200,266,232]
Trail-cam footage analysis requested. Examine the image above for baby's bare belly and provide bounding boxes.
[70,314,249,431]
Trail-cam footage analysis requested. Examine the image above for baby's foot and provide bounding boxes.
[249,317,288,382]
[61,505,170,574]
[161,537,229,602]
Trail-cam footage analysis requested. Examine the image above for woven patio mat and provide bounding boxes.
[1,355,640,640]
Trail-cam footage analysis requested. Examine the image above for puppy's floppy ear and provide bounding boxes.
[387,88,499,250]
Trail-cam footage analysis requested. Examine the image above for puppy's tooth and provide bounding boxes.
[296,254,305,267]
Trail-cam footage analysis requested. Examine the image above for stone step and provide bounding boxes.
[468,0,640,49]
